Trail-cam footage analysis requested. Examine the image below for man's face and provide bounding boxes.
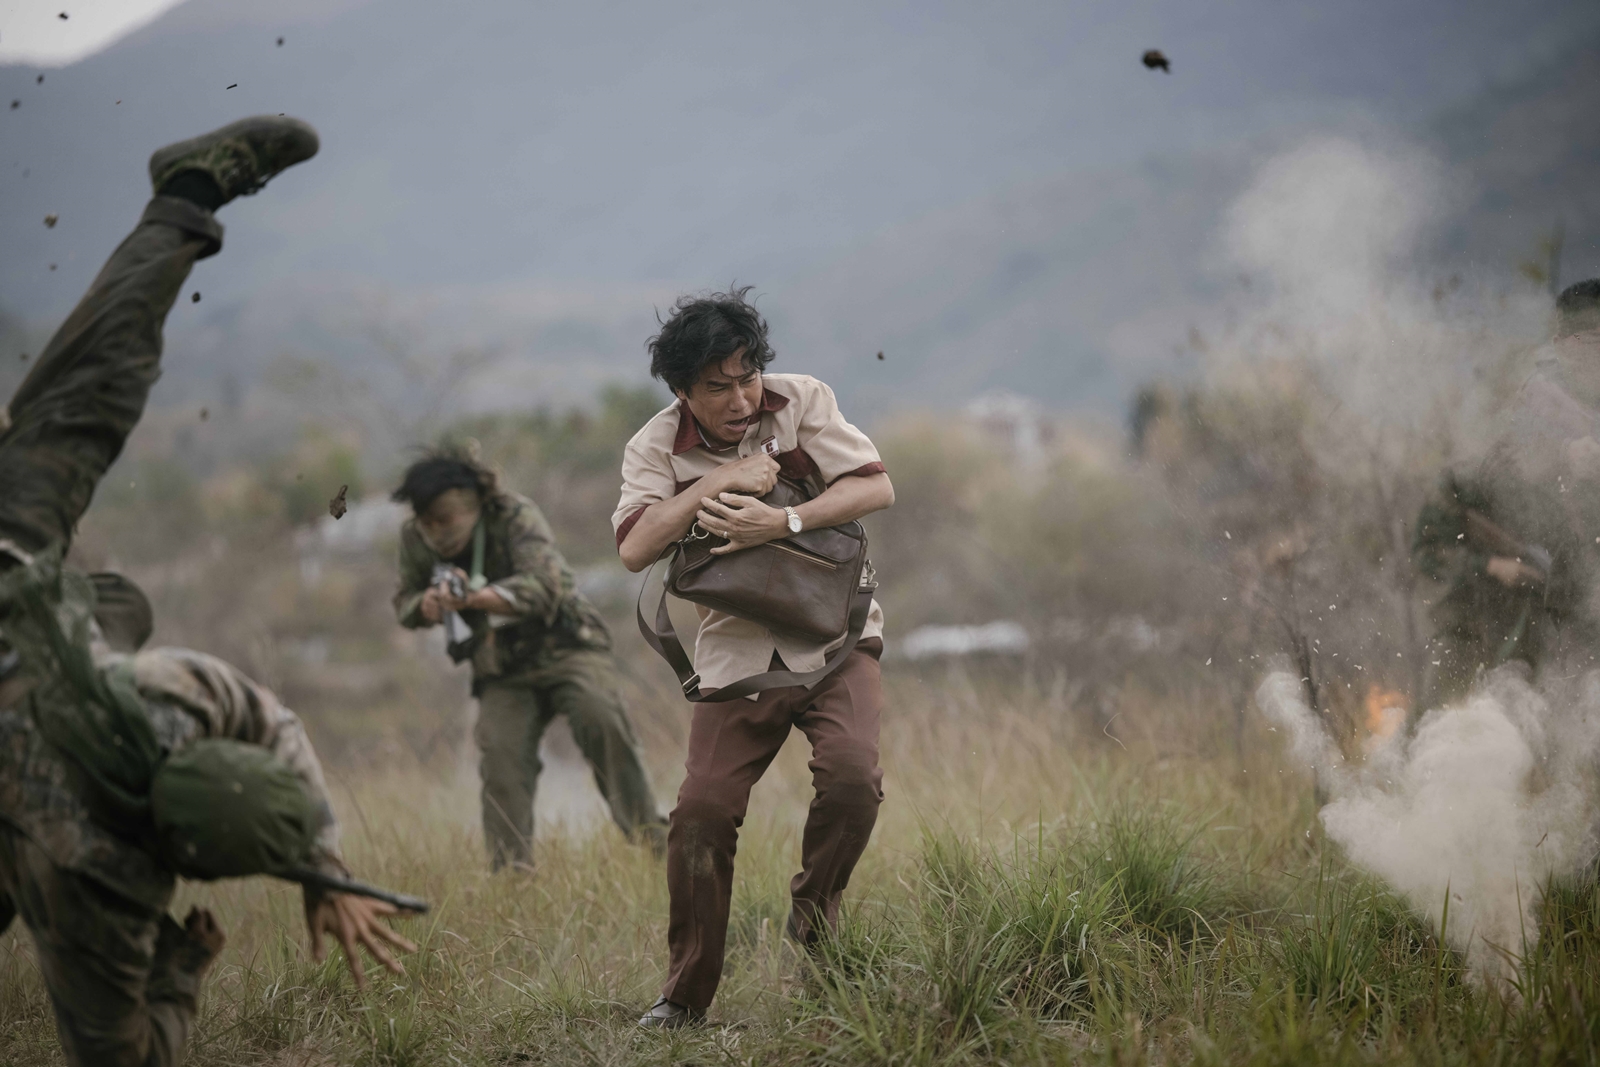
[416,487,482,558]
[678,350,762,449]
[1555,328,1600,407]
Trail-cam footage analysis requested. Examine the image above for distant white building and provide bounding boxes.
[964,390,1055,468]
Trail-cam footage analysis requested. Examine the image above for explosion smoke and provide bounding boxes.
[1258,667,1600,981]
[1227,137,1600,983]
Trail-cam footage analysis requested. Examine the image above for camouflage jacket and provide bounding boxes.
[0,644,345,911]
[393,491,610,685]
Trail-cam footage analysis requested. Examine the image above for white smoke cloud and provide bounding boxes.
[1216,135,1547,462]
[1226,137,1446,322]
[1257,668,1599,981]
[1231,136,1596,983]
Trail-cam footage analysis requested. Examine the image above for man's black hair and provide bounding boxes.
[392,456,485,513]
[647,285,775,395]
[1557,278,1600,337]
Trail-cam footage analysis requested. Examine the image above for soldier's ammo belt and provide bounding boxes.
[637,478,876,703]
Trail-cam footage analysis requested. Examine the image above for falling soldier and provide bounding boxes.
[392,450,667,871]
[0,115,418,1067]
[1413,279,1600,706]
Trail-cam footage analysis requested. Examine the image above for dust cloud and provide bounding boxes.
[1235,137,1599,981]
[1259,666,1600,980]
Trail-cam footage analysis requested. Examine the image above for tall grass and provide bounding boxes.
[2,675,1597,1065]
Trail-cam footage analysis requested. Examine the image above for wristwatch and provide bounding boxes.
[783,506,803,534]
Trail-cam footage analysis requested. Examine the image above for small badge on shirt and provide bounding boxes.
[761,435,780,457]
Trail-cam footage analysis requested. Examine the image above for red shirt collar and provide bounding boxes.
[671,389,789,455]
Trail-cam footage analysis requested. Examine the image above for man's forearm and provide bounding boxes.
[620,474,730,572]
[793,472,894,530]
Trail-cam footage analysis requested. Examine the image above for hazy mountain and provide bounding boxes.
[2,0,1597,419]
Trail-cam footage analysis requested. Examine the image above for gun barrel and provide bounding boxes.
[285,867,431,913]
[1464,509,1551,578]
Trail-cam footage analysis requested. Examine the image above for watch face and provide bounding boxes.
[788,513,802,532]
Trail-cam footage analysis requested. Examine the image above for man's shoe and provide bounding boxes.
[637,996,704,1030]
[149,115,319,204]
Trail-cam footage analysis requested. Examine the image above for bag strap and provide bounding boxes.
[635,543,876,703]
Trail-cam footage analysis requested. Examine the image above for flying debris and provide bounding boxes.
[36,75,43,84]
[44,214,57,228]
[277,37,285,46]
[226,84,238,90]
[48,264,56,271]
[58,12,68,20]
[876,351,885,361]
[9,101,18,110]
[1141,49,1170,73]
[199,407,209,422]
[19,353,29,363]
[329,485,349,520]
[191,292,201,303]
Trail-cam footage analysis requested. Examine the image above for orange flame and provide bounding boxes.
[1363,683,1409,751]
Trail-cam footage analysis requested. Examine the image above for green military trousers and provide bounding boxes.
[0,197,220,557]
[0,828,196,1067]
[473,650,666,869]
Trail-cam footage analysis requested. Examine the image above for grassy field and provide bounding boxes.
[2,671,1598,1066]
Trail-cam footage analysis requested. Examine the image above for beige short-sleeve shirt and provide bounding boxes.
[613,373,886,691]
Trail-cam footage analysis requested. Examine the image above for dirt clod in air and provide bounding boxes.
[44,214,57,228]
[329,484,349,520]
[1142,49,1170,73]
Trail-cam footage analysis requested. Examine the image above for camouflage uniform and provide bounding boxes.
[0,193,347,1066]
[394,493,665,868]
[1414,360,1600,707]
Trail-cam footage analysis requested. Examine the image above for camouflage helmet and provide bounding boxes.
[1,565,152,681]
[150,738,320,881]
[1556,278,1600,338]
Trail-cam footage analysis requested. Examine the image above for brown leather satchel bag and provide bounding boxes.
[637,479,877,702]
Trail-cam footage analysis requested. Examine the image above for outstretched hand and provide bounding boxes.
[305,890,419,990]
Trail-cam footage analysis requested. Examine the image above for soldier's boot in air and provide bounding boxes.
[149,115,320,205]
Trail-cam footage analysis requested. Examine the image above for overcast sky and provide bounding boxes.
[0,0,184,65]
[3,0,1597,412]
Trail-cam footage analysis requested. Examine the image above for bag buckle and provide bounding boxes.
[681,673,701,695]
[859,559,879,592]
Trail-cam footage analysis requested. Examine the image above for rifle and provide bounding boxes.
[285,866,431,913]
[431,563,473,648]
